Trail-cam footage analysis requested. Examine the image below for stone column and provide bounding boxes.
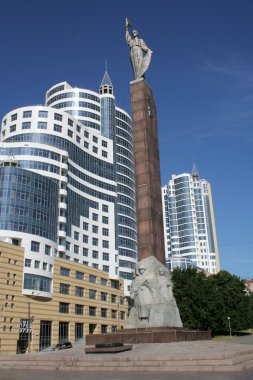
[131,78,165,264]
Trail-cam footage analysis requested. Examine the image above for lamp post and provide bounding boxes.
[227,316,232,337]
[25,291,39,353]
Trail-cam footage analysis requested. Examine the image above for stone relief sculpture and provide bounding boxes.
[125,18,153,79]
[126,256,183,328]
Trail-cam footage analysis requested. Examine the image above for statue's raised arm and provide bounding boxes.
[125,18,153,80]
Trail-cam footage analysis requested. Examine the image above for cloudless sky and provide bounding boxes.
[0,0,252,279]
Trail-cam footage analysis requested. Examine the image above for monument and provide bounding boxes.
[86,21,211,346]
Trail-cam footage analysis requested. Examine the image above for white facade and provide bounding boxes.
[162,168,220,274]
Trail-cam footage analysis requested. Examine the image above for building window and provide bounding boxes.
[75,286,84,297]
[89,275,96,283]
[92,213,98,221]
[54,124,62,132]
[111,294,117,303]
[34,260,40,269]
[102,228,109,236]
[83,141,89,149]
[102,204,108,213]
[75,323,83,342]
[102,216,109,224]
[89,289,96,299]
[76,271,84,280]
[60,267,70,277]
[103,252,109,261]
[92,250,98,259]
[83,235,88,244]
[83,248,88,256]
[102,140,107,148]
[74,245,79,255]
[112,325,117,333]
[43,262,47,270]
[74,231,79,240]
[59,322,69,344]
[101,308,107,318]
[89,306,96,316]
[31,241,40,252]
[102,240,109,249]
[10,125,16,132]
[111,280,119,289]
[68,118,73,127]
[59,283,70,295]
[83,222,88,230]
[101,278,107,286]
[102,150,107,158]
[25,259,31,267]
[45,245,51,256]
[101,292,107,301]
[84,130,89,138]
[54,113,62,121]
[22,122,31,129]
[38,110,48,118]
[92,238,98,246]
[101,325,107,333]
[59,302,69,314]
[103,265,109,272]
[76,125,81,133]
[66,241,70,250]
[37,122,47,129]
[111,310,117,319]
[76,136,81,143]
[75,304,84,315]
[92,263,99,269]
[23,110,32,118]
[93,136,98,143]
[120,311,126,320]
[67,129,73,137]
[92,146,98,154]
[11,113,17,121]
[92,225,98,234]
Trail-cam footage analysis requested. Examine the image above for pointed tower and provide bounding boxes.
[99,70,115,139]
[192,163,200,180]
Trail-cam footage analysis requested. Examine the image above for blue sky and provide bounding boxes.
[0,0,252,278]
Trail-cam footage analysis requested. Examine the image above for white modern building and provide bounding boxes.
[162,166,220,274]
[0,72,137,296]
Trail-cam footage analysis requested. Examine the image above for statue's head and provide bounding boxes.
[139,266,146,275]
[132,30,139,37]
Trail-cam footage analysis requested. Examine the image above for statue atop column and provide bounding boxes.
[125,18,153,80]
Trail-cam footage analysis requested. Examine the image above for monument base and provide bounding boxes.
[86,327,211,346]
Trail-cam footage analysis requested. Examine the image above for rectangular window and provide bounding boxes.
[54,113,62,121]
[75,304,84,315]
[93,136,98,143]
[75,323,83,342]
[89,306,96,316]
[84,130,89,138]
[54,124,62,132]
[101,292,107,301]
[102,216,109,224]
[83,235,88,243]
[101,325,107,333]
[31,241,40,252]
[103,252,109,261]
[74,245,79,254]
[92,146,98,154]
[92,238,98,246]
[10,125,16,132]
[67,129,73,137]
[25,259,31,267]
[83,222,88,230]
[23,110,32,118]
[11,113,17,121]
[45,245,51,256]
[83,141,89,149]
[102,205,108,213]
[76,271,84,280]
[103,265,109,272]
[76,136,81,143]
[92,250,98,259]
[111,294,117,303]
[37,122,47,129]
[76,125,81,133]
[101,278,107,286]
[34,260,40,269]
[43,262,47,270]
[92,263,99,269]
[59,283,70,295]
[89,289,96,299]
[92,225,98,234]
[120,311,126,320]
[74,231,79,240]
[38,110,48,118]
[89,274,96,283]
[22,122,31,129]
[83,248,88,256]
[111,310,117,319]
[102,140,107,148]
[60,267,70,277]
[59,302,69,314]
[75,286,84,297]
[102,228,109,236]
[102,240,109,249]
[68,118,73,127]
[59,322,69,344]
[102,151,107,158]
[101,308,107,317]
[92,213,98,221]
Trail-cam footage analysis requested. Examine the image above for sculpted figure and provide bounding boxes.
[125,18,153,79]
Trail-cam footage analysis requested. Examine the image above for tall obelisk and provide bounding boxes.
[126,19,165,264]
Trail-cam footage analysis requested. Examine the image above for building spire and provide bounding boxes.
[192,163,200,179]
[99,66,114,95]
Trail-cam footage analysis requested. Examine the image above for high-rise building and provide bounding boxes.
[0,72,137,296]
[162,166,220,274]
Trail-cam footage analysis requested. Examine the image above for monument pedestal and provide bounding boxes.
[86,327,211,346]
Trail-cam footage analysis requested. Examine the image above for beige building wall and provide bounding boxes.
[207,183,220,272]
[0,242,128,355]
